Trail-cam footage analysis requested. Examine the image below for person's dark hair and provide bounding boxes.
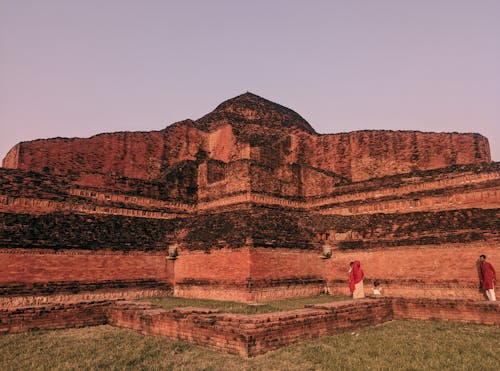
[480,254,486,259]
[374,280,380,287]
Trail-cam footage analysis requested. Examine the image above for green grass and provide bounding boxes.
[1,320,498,370]
[140,294,350,314]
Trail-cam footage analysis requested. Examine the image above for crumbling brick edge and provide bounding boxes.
[1,297,498,357]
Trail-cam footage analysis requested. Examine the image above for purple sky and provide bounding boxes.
[1,0,499,162]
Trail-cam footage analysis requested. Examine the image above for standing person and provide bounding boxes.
[349,261,365,299]
[479,255,496,301]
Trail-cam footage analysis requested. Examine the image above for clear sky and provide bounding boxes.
[1,0,499,162]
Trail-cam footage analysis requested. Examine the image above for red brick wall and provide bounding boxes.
[249,248,323,279]
[0,301,109,334]
[1,242,498,303]
[392,297,500,325]
[0,249,168,284]
[247,248,325,301]
[175,248,251,282]
[173,248,326,302]
[174,248,252,301]
[0,249,172,306]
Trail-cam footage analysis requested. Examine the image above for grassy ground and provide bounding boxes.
[1,320,498,370]
[141,294,350,314]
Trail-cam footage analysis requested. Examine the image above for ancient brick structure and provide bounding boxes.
[1,298,498,356]
[1,92,499,305]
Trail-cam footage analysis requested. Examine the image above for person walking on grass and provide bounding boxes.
[479,255,496,301]
[349,261,365,299]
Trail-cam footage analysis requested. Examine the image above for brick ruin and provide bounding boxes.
[1,297,497,357]
[0,93,499,355]
[1,92,499,306]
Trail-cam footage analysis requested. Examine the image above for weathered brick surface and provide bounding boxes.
[197,160,250,201]
[249,248,323,280]
[0,196,187,220]
[0,249,170,282]
[316,187,499,216]
[306,208,499,250]
[171,205,316,252]
[289,130,491,182]
[1,201,495,253]
[0,213,178,251]
[167,248,326,302]
[174,248,250,278]
[0,166,198,204]
[107,299,393,357]
[0,279,170,298]
[7,127,490,184]
[392,297,500,325]
[0,301,110,334]
[3,126,204,183]
[3,93,490,184]
[248,162,345,198]
[0,289,169,308]
[174,248,252,301]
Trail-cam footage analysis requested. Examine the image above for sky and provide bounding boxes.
[1,0,499,162]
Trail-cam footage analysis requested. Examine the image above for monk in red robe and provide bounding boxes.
[349,261,365,299]
[480,255,496,301]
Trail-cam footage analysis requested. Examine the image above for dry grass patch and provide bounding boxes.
[1,320,498,370]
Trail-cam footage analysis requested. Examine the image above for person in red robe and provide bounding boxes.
[349,260,365,299]
[479,255,496,301]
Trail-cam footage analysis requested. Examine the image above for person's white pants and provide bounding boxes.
[486,289,496,301]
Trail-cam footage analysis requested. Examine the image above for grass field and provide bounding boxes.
[141,294,350,314]
[1,320,498,370]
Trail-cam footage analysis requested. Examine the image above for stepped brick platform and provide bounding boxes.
[1,297,498,357]
[0,92,498,305]
[108,298,499,357]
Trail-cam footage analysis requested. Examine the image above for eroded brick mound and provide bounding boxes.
[196,92,316,135]
[2,92,491,183]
